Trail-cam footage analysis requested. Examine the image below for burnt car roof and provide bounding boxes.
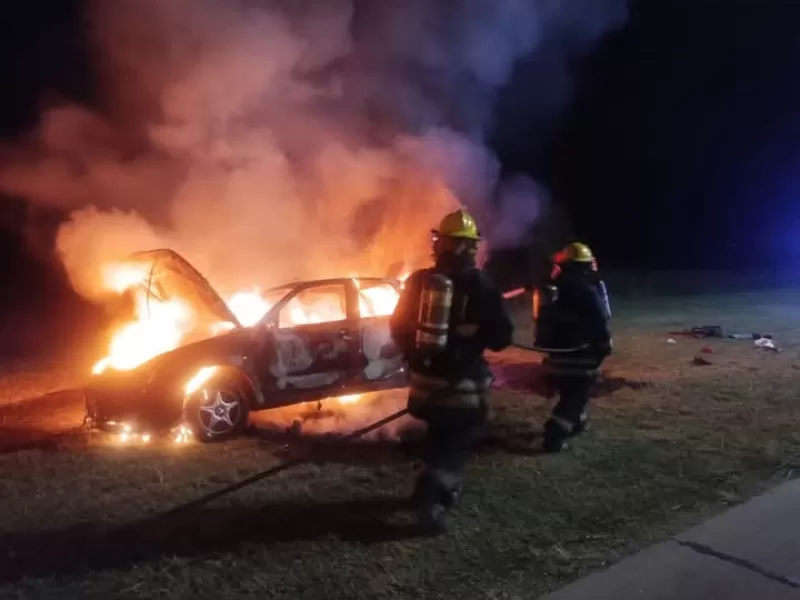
[264,276,401,293]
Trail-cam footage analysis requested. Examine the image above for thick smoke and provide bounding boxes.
[0,0,627,299]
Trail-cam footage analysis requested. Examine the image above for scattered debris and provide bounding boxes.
[695,325,723,338]
[692,355,713,366]
[755,337,779,353]
[700,346,713,355]
[669,326,775,342]
[729,332,773,341]
[667,338,677,344]
[668,325,724,338]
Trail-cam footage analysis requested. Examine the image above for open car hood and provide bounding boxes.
[122,249,242,329]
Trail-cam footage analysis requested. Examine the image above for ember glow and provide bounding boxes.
[111,421,192,446]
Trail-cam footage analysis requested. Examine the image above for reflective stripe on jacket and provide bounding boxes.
[408,370,492,410]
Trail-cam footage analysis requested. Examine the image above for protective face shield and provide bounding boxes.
[431,232,479,259]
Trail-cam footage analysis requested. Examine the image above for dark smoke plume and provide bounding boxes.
[0,0,627,299]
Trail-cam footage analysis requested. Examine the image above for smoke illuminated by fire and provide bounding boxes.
[0,0,627,306]
[0,1,627,440]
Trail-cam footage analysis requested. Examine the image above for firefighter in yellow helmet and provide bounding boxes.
[390,209,513,534]
[534,242,612,453]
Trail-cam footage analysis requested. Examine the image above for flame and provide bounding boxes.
[184,365,220,395]
[173,424,193,444]
[92,263,403,416]
[337,394,360,405]
[93,294,193,374]
[226,288,272,326]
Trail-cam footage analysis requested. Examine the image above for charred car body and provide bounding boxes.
[85,249,408,441]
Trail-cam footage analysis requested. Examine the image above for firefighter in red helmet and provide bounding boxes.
[390,209,513,534]
[534,242,612,453]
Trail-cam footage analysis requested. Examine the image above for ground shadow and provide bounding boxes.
[0,496,425,584]
[0,427,87,454]
[479,424,544,456]
[491,362,651,397]
[0,389,87,454]
[244,425,422,464]
[246,418,546,462]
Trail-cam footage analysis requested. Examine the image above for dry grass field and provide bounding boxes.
[1,290,800,599]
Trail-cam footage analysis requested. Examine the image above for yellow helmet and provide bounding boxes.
[434,209,482,240]
[554,242,595,264]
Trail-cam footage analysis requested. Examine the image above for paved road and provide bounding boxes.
[541,478,800,599]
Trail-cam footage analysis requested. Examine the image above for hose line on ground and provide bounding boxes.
[128,407,410,529]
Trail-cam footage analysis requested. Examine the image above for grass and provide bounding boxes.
[1,291,800,598]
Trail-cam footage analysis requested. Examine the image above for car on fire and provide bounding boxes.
[85,249,408,442]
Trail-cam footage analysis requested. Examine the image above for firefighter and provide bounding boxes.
[390,209,514,534]
[534,242,612,453]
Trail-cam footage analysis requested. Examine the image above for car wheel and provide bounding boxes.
[183,379,250,443]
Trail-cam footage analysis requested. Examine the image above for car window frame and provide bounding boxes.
[256,279,361,330]
[354,279,403,320]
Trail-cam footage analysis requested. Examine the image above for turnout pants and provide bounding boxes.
[545,374,594,439]
[412,401,487,520]
[543,353,603,445]
[406,371,491,530]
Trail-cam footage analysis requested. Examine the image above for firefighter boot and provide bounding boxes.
[442,481,464,508]
[542,418,570,453]
[435,471,465,509]
[570,413,589,437]
[412,470,449,535]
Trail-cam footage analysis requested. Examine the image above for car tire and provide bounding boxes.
[183,374,251,443]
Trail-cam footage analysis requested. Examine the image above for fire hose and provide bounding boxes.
[500,288,591,355]
[123,346,578,528]
[121,407,410,530]
[512,343,589,353]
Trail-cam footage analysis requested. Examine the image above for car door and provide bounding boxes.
[257,281,362,404]
[353,278,407,391]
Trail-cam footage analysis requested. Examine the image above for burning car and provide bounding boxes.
[85,249,408,442]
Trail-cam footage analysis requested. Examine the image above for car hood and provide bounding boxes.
[122,248,242,329]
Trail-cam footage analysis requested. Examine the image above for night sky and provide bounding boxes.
[0,0,798,299]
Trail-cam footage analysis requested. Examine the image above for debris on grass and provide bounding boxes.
[668,325,725,339]
[754,337,779,353]
[729,332,773,340]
